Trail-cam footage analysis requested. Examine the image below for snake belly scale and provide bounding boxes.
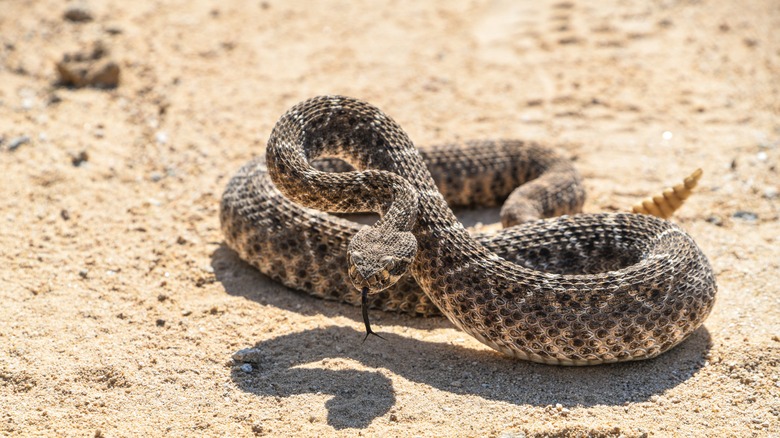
[221,96,717,365]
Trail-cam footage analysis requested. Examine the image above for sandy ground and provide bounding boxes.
[1,0,779,436]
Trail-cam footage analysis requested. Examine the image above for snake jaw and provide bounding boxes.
[347,252,408,293]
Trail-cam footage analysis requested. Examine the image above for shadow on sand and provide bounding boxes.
[213,245,712,430]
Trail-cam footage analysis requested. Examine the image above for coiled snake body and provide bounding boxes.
[221,96,717,365]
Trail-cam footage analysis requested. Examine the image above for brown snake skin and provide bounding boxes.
[221,95,717,365]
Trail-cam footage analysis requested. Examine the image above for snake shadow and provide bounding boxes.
[213,245,713,430]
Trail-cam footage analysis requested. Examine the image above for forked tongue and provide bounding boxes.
[361,287,386,342]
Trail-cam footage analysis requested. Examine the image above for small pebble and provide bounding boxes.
[240,363,253,373]
[732,211,758,222]
[757,151,768,161]
[56,42,120,88]
[78,269,89,279]
[662,131,673,140]
[232,347,265,364]
[155,131,168,145]
[706,215,723,226]
[555,403,563,411]
[60,209,70,221]
[450,380,462,387]
[7,135,31,151]
[150,172,164,182]
[763,187,778,199]
[64,6,93,22]
[71,150,89,166]
[181,309,192,316]
[48,93,63,105]
[155,319,166,327]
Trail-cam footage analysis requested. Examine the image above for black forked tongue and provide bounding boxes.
[361,287,386,342]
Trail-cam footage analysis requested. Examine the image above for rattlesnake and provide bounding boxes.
[221,95,717,365]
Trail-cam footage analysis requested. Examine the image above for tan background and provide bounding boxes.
[1,0,778,436]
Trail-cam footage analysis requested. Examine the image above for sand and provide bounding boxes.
[1,0,778,436]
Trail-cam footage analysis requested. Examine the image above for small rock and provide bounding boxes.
[706,215,723,226]
[232,347,265,364]
[78,269,89,279]
[450,380,462,387]
[763,187,778,199]
[555,403,563,412]
[56,42,120,89]
[757,151,768,161]
[181,309,192,316]
[104,25,123,35]
[64,6,93,22]
[732,211,758,222]
[150,172,164,182]
[60,209,70,221]
[498,430,527,438]
[71,150,89,166]
[48,93,63,105]
[240,363,253,373]
[155,319,166,327]
[7,135,31,151]
[155,131,168,145]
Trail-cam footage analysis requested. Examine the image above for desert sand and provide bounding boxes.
[1,1,778,436]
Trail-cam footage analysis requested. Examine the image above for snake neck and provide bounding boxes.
[265,96,420,237]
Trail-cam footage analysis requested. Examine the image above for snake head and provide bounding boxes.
[347,228,417,293]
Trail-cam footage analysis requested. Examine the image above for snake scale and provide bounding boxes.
[220,96,717,365]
